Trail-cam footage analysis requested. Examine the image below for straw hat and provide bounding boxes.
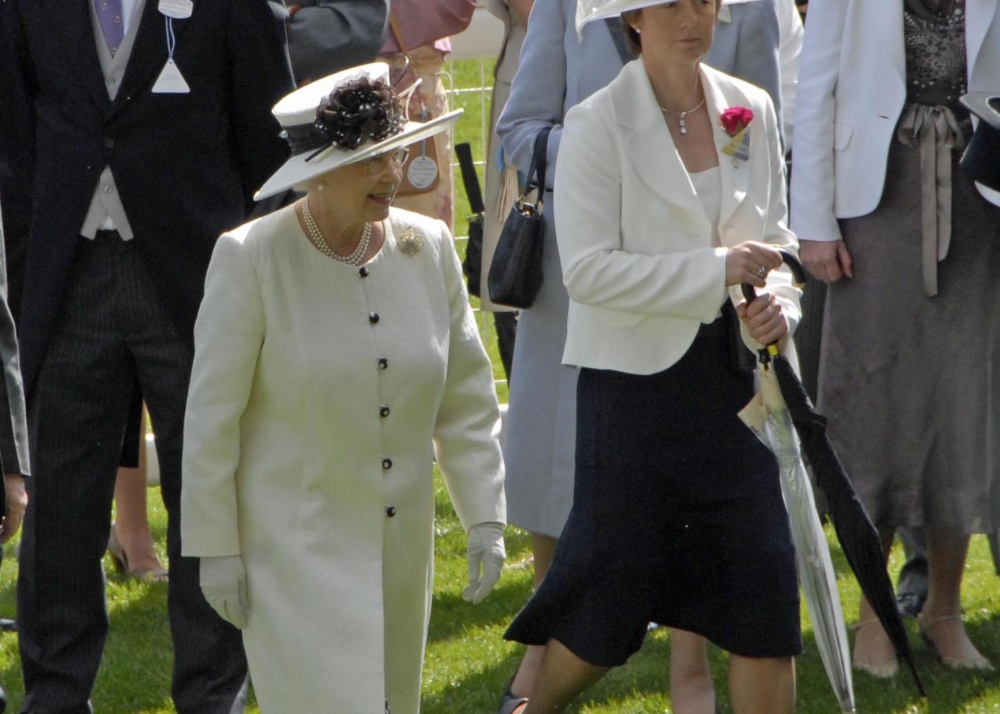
[255,62,461,200]
[959,92,1000,192]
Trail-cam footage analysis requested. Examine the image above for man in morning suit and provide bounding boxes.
[0,0,292,711]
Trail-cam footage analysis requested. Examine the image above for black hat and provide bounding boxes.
[959,92,1000,192]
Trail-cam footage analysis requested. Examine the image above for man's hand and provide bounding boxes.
[2,474,27,544]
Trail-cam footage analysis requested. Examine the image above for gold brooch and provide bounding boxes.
[398,227,423,256]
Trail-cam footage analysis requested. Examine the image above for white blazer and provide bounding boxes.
[555,60,800,376]
[790,0,1000,243]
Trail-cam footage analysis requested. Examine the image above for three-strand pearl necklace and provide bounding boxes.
[299,199,372,266]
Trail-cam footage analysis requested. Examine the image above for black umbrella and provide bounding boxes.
[455,142,485,298]
[743,251,926,698]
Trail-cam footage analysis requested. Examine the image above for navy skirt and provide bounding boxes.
[504,320,802,666]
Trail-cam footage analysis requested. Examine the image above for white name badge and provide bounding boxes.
[159,0,193,19]
[152,59,191,94]
[407,155,439,190]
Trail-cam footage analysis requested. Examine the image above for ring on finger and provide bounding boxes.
[756,265,766,279]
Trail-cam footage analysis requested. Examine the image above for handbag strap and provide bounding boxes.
[523,126,552,206]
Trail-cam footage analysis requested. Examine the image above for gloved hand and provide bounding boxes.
[200,555,249,629]
[463,522,505,604]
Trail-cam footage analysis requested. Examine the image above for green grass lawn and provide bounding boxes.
[1,59,998,713]
[1,487,999,713]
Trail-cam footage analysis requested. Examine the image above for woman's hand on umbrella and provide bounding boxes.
[800,239,853,283]
[725,242,783,288]
[737,293,788,346]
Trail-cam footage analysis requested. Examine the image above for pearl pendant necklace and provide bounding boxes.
[299,200,372,266]
[659,97,706,136]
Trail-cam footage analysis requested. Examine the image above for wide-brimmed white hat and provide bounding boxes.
[255,62,461,200]
[574,0,744,36]
[575,0,679,36]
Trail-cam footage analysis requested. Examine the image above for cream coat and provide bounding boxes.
[790,0,1000,243]
[181,206,506,714]
[556,60,801,375]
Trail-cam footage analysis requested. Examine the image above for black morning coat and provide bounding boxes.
[0,0,295,396]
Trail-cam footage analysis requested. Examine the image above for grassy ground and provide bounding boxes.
[1,491,999,713]
[1,59,999,713]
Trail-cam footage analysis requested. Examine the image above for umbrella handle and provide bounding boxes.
[740,249,807,364]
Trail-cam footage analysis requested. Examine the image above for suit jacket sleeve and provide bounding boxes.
[431,221,506,531]
[227,0,295,212]
[282,0,389,84]
[788,0,848,243]
[734,89,802,347]
[0,203,30,477]
[182,233,265,557]
[0,0,37,321]
[495,0,568,189]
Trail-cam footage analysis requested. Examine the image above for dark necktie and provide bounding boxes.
[94,0,125,56]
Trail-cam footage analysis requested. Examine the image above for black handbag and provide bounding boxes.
[487,127,552,309]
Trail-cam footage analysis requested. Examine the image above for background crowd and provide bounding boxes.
[0,0,998,712]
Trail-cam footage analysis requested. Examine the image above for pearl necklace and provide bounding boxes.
[659,97,706,136]
[299,199,372,266]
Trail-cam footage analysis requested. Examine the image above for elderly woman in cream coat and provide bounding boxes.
[181,64,507,714]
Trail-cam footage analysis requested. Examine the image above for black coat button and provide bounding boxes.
[380,406,390,417]
[382,458,392,470]
[378,357,388,369]
[369,312,380,324]
[386,506,397,517]
[359,266,369,278]
[103,137,115,149]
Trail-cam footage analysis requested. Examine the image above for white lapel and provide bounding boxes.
[701,65,751,228]
[610,60,711,233]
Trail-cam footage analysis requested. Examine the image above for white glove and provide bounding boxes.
[200,555,249,629]
[463,522,505,604]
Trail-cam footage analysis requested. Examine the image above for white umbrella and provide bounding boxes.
[740,365,856,714]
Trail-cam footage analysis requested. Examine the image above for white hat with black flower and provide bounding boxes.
[255,62,461,200]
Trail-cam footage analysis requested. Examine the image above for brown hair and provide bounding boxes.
[622,10,642,55]
[622,1,720,55]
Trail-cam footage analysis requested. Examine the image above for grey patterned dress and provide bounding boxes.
[818,0,1000,531]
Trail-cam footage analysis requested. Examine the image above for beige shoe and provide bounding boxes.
[107,523,168,582]
[851,618,899,678]
[918,614,993,671]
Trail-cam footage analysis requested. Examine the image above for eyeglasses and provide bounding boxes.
[364,148,410,175]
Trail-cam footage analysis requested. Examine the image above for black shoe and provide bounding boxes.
[0,681,7,713]
[896,592,927,618]
[0,619,16,632]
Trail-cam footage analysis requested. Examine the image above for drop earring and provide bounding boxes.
[317,180,326,191]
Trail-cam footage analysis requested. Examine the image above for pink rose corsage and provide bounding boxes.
[720,107,753,164]
[720,107,754,136]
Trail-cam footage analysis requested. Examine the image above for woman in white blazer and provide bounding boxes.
[502,2,802,712]
[180,65,507,714]
[495,2,788,711]
[791,0,1000,676]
